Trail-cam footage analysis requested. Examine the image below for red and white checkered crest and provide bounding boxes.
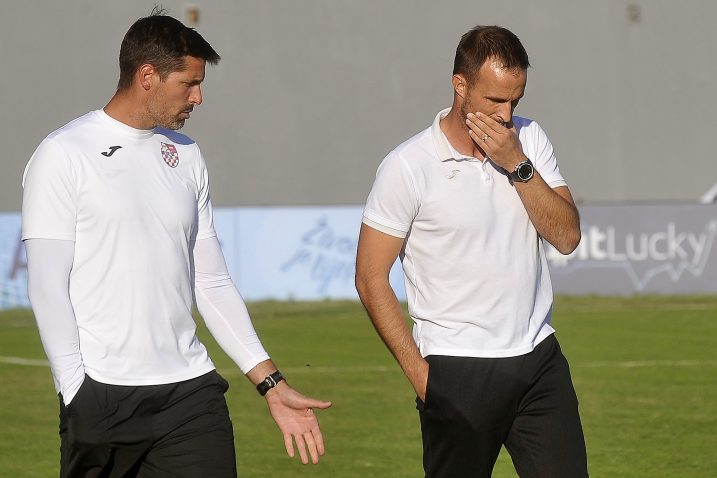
[160,142,179,168]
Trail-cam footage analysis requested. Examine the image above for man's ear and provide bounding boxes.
[452,74,467,99]
[138,64,157,91]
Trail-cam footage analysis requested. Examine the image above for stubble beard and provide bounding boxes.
[163,118,186,130]
[460,98,474,134]
[155,109,188,131]
[147,98,190,130]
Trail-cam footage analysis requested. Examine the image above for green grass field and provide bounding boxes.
[1,296,716,477]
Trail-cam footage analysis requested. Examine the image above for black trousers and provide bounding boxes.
[417,334,588,478]
[59,370,236,478]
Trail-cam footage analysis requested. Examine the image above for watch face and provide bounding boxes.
[517,162,534,181]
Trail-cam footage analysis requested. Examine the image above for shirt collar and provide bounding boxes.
[431,108,479,162]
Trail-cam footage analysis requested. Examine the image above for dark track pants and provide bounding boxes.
[417,334,588,478]
[59,370,236,478]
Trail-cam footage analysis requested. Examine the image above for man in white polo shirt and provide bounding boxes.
[356,25,587,477]
[22,10,330,477]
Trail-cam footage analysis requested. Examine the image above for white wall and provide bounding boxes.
[2,0,716,211]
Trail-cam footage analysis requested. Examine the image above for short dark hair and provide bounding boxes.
[117,8,220,90]
[453,26,530,80]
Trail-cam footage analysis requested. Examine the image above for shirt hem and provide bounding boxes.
[362,217,407,238]
[85,364,217,386]
[21,232,76,242]
[420,330,555,359]
[195,232,218,241]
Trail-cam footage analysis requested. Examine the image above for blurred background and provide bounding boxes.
[1,0,716,305]
[2,0,716,207]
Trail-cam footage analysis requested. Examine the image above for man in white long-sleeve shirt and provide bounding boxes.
[22,10,330,477]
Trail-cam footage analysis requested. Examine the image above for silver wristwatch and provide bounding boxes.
[510,159,534,182]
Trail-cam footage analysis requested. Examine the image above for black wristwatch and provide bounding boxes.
[256,370,284,396]
[510,158,534,183]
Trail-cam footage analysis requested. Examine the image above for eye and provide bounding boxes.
[486,97,508,105]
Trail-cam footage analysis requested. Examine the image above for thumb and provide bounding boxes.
[301,396,333,409]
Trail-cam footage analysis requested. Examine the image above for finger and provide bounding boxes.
[465,118,489,139]
[301,397,332,409]
[283,433,295,458]
[467,113,498,138]
[311,424,326,456]
[304,431,319,464]
[467,127,491,148]
[465,116,486,136]
[294,433,309,465]
[469,112,504,134]
[292,395,332,410]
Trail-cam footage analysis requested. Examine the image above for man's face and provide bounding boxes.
[459,59,527,129]
[147,56,206,130]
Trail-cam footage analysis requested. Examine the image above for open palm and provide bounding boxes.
[265,384,332,464]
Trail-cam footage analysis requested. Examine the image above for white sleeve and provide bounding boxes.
[21,138,77,241]
[25,239,85,404]
[523,121,567,189]
[192,236,270,373]
[362,152,420,238]
[194,147,216,241]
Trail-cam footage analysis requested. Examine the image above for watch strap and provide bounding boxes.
[256,370,284,396]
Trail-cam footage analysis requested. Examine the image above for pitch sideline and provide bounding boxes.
[2,356,716,373]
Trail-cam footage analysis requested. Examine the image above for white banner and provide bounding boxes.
[2,203,715,310]
[546,204,717,294]
[0,213,28,309]
[215,206,405,300]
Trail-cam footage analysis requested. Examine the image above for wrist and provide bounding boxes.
[509,157,534,183]
[256,370,285,396]
[407,357,429,385]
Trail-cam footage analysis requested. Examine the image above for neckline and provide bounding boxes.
[95,109,155,140]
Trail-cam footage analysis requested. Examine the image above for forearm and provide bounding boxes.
[194,237,331,464]
[194,285,270,374]
[195,287,270,372]
[514,174,580,254]
[356,273,427,391]
[193,236,270,373]
[464,113,580,253]
[25,239,85,403]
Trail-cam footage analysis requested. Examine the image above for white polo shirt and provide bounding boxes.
[22,110,218,385]
[363,108,567,358]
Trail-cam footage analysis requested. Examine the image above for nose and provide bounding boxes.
[495,103,512,125]
[189,85,203,106]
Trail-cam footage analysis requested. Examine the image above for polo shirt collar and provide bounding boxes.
[431,107,479,163]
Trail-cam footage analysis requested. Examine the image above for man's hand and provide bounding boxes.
[412,358,430,403]
[265,383,332,464]
[464,112,581,253]
[465,112,526,171]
